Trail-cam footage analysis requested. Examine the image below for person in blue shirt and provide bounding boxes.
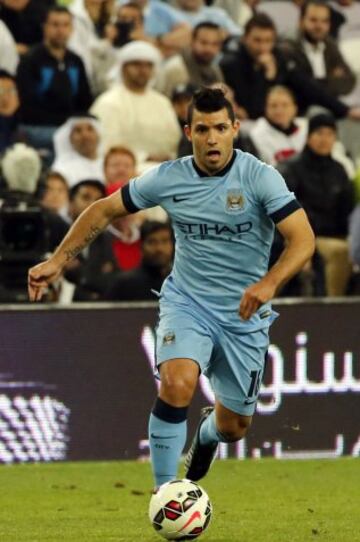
[28,88,315,488]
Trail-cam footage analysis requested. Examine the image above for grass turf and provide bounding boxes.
[0,458,359,542]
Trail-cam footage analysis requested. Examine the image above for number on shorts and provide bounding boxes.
[247,370,261,399]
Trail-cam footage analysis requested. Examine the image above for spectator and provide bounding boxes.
[0,19,18,73]
[0,70,20,153]
[174,0,241,39]
[278,113,355,296]
[221,13,360,120]
[104,145,137,186]
[0,143,69,302]
[105,220,174,300]
[65,179,118,300]
[249,85,307,166]
[91,2,146,94]
[91,40,181,168]
[103,145,165,270]
[106,179,143,271]
[171,83,196,129]
[16,6,92,157]
[118,0,191,56]
[155,22,224,98]
[279,0,356,99]
[52,116,104,187]
[68,0,114,83]
[0,0,48,55]
[39,171,69,219]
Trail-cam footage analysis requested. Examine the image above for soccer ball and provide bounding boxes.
[149,479,212,540]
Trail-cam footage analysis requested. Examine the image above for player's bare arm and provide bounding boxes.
[239,208,315,320]
[28,190,128,302]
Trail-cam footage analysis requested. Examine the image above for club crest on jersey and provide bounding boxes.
[226,190,246,214]
[163,331,176,345]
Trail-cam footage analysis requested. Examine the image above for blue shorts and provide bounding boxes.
[156,281,275,416]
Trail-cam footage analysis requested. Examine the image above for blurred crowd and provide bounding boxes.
[1,0,360,303]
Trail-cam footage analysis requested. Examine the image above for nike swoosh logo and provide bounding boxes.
[150,434,177,439]
[178,511,201,532]
[244,399,257,405]
[173,196,190,202]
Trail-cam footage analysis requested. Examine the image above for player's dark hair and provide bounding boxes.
[300,0,330,18]
[187,87,235,125]
[140,220,174,243]
[244,13,276,35]
[44,5,72,23]
[192,21,221,39]
[69,179,106,201]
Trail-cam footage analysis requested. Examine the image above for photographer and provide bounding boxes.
[0,143,68,302]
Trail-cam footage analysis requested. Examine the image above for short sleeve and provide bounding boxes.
[254,164,301,223]
[121,167,162,213]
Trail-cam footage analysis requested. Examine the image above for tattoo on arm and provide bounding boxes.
[64,225,102,262]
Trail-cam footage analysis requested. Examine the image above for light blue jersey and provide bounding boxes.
[122,150,299,332]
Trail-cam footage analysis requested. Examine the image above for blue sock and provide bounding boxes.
[149,398,188,488]
[199,410,223,446]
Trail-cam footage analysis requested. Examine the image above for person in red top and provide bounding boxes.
[104,145,143,270]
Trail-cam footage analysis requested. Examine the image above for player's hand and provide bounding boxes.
[239,278,277,320]
[28,259,63,302]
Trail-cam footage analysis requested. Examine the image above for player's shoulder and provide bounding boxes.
[234,149,273,177]
[234,150,284,194]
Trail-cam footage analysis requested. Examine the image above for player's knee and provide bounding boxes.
[160,375,195,405]
[217,417,251,442]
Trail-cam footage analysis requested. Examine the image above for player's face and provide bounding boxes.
[265,90,297,129]
[185,108,240,175]
[301,5,330,43]
[307,127,336,156]
[70,122,99,158]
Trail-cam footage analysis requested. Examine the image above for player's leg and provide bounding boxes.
[200,400,252,445]
[149,358,199,489]
[185,327,268,481]
[185,400,252,481]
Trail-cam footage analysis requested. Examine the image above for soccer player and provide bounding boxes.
[28,88,315,488]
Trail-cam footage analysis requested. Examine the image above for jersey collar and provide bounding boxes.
[192,150,236,178]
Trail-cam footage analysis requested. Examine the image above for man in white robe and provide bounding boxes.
[90,41,181,169]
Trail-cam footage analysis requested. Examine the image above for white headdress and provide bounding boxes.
[53,116,102,160]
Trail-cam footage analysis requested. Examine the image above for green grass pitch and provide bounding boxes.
[0,458,359,542]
